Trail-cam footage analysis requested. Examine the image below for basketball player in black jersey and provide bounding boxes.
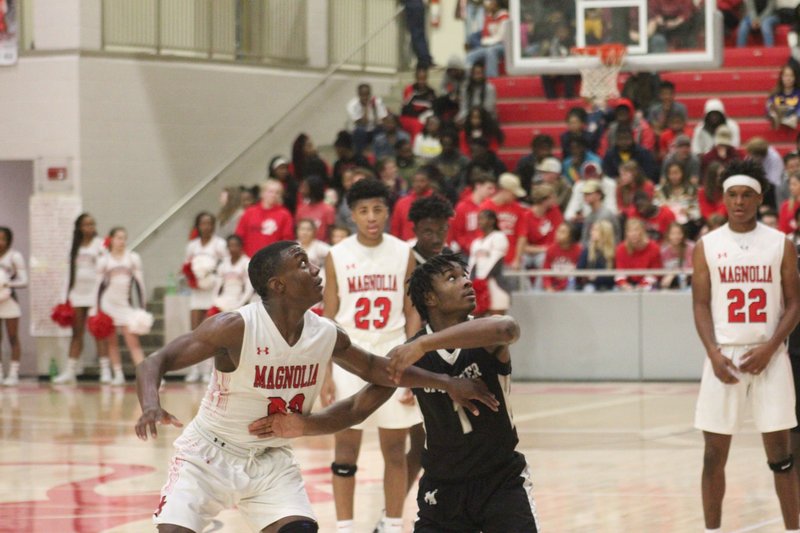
[251,252,539,532]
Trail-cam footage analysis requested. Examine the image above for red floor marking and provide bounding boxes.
[0,462,158,533]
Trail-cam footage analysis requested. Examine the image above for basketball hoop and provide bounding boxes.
[571,44,627,107]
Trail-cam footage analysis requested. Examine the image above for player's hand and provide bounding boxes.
[398,388,416,406]
[386,341,426,384]
[709,350,739,385]
[739,345,774,375]
[320,374,336,407]
[248,412,305,439]
[447,378,500,416]
[135,407,183,441]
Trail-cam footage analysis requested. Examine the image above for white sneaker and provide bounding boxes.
[184,367,201,383]
[99,366,113,384]
[52,369,77,385]
[111,373,125,386]
[3,374,19,386]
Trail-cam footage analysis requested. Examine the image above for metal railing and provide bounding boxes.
[128,3,406,250]
[101,0,307,64]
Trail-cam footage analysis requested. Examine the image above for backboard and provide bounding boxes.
[507,0,723,75]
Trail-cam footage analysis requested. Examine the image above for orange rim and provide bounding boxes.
[571,43,627,66]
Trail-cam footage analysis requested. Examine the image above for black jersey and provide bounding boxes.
[410,325,519,482]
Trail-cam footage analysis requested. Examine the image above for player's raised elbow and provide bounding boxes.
[494,316,520,344]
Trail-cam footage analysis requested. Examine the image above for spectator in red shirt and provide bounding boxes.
[296,175,336,242]
[479,172,528,267]
[543,222,582,292]
[697,161,728,222]
[235,179,295,257]
[625,191,677,243]
[451,171,497,256]
[390,165,436,241]
[518,184,563,272]
[778,174,800,234]
[615,218,663,290]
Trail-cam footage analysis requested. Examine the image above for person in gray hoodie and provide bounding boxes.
[691,98,741,155]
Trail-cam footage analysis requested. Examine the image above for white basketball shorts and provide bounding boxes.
[695,344,797,435]
[153,420,315,532]
[332,330,423,430]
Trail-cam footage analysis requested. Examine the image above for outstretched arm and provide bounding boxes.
[248,375,499,439]
[387,316,520,383]
[331,326,499,412]
[249,384,395,438]
[135,312,243,440]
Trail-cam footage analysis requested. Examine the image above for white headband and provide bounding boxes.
[723,174,762,194]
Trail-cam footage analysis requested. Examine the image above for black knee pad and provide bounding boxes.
[768,454,794,473]
[331,462,357,477]
[277,519,318,533]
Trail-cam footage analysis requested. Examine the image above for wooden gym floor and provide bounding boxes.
[0,381,790,532]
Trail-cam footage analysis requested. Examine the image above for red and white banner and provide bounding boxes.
[0,0,18,66]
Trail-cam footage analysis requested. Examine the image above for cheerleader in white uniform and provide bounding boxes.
[212,235,253,312]
[184,212,227,382]
[0,227,28,386]
[96,227,147,385]
[468,209,511,315]
[52,214,111,384]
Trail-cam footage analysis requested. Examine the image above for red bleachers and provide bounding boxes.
[495,46,796,170]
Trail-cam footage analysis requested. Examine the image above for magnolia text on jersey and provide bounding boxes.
[253,364,319,390]
[718,265,773,284]
[346,274,399,293]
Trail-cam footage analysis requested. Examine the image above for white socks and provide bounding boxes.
[382,517,403,533]
[704,529,720,533]
[336,520,353,533]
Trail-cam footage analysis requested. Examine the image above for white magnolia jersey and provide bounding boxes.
[703,223,786,345]
[330,234,410,342]
[195,302,338,449]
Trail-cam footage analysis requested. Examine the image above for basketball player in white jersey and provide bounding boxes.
[693,160,800,533]
[134,241,496,533]
[322,177,422,533]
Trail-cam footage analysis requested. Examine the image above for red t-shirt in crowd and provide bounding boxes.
[451,196,484,254]
[615,240,663,287]
[624,205,676,242]
[697,188,727,220]
[543,242,582,291]
[296,201,336,241]
[391,189,434,241]
[235,204,295,257]
[779,199,799,234]
[524,205,564,247]
[479,197,527,265]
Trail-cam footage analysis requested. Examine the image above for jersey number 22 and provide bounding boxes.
[727,288,767,323]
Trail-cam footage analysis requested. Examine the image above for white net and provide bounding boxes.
[574,45,627,106]
[578,61,623,106]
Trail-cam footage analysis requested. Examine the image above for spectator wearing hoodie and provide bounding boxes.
[745,136,785,209]
[602,126,659,182]
[691,98,741,155]
[598,98,656,156]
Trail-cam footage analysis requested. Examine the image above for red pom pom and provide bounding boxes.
[470,278,491,316]
[189,228,199,240]
[50,302,75,328]
[88,312,115,339]
[103,236,111,250]
[181,262,198,289]
[205,306,221,318]
[310,305,324,316]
